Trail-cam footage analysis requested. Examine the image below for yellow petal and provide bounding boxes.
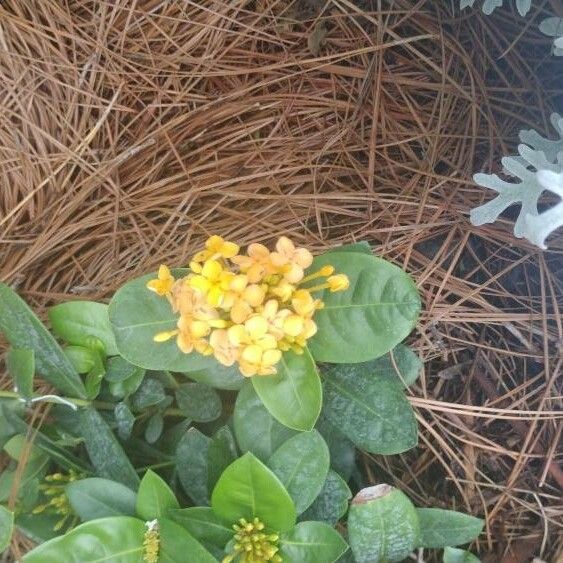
[230,274,249,293]
[202,259,223,280]
[262,349,282,366]
[328,274,350,292]
[283,315,304,337]
[158,264,172,280]
[245,315,268,338]
[284,264,304,284]
[294,248,313,268]
[275,236,294,256]
[221,241,240,258]
[242,344,262,364]
[153,330,178,342]
[244,284,266,307]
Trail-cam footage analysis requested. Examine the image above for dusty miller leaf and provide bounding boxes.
[539,18,563,56]
[460,0,531,16]
[519,113,563,162]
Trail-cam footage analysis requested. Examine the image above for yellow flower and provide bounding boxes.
[143,520,159,563]
[327,274,350,292]
[291,289,323,317]
[268,278,294,302]
[225,275,267,323]
[210,329,240,366]
[223,517,282,563]
[192,235,240,262]
[189,259,234,306]
[176,316,213,355]
[231,243,274,283]
[270,236,314,283]
[146,265,175,296]
[239,344,282,377]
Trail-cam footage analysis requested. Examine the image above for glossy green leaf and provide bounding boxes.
[167,506,232,548]
[159,517,217,563]
[0,505,14,551]
[268,430,329,514]
[6,348,34,398]
[315,414,356,480]
[77,407,139,489]
[301,470,351,525]
[233,382,297,461]
[130,377,166,411]
[66,478,137,521]
[22,516,145,562]
[48,301,118,355]
[322,363,417,454]
[0,283,86,398]
[64,345,96,373]
[443,547,481,563]
[144,413,164,444]
[109,366,145,399]
[115,403,136,440]
[136,470,179,520]
[307,252,420,363]
[348,485,420,563]
[84,349,106,399]
[175,383,221,422]
[109,270,216,372]
[252,349,321,431]
[370,344,422,387]
[184,363,244,390]
[207,426,238,492]
[211,452,296,532]
[176,428,211,505]
[279,521,348,563]
[105,356,142,382]
[417,508,484,548]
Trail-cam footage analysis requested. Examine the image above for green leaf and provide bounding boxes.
[443,547,481,563]
[175,383,222,422]
[105,356,142,382]
[66,478,137,521]
[307,252,420,363]
[77,407,140,489]
[347,485,420,563]
[0,283,86,398]
[22,516,145,562]
[0,400,23,450]
[64,345,96,373]
[211,452,296,532]
[136,469,179,520]
[15,512,60,543]
[159,517,217,563]
[207,426,238,492]
[130,377,166,411]
[280,521,348,563]
[6,348,34,398]
[267,430,329,514]
[144,413,164,444]
[167,506,232,548]
[233,382,297,461]
[109,269,216,372]
[370,344,422,387]
[328,241,372,254]
[300,470,351,525]
[322,363,417,454]
[114,403,136,440]
[417,508,484,548]
[84,350,106,399]
[252,349,321,431]
[48,301,118,355]
[315,415,356,480]
[183,363,244,390]
[109,366,145,399]
[0,505,14,551]
[176,428,211,505]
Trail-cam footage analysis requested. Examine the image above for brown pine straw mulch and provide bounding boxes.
[0,0,562,561]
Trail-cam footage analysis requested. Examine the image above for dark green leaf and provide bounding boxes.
[0,400,23,449]
[322,363,417,454]
[66,478,137,521]
[252,349,321,431]
[364,344,422,387]
[268,430,329,514]
[443,547,481,563]
[15,513,60,543]
[105,356,141,383]
[176,428,211,505]
[145,413,164,444]
[211,452,296,532]
[6,348,34,398]
[233,382,297,461]
[22,516,145,562]
[307,252,420,363]
[279,521,348,563]
[175,383,221,422]
[316,414,356,480]
[77,407,139,489]
[130,377,166,411]
[167,506,232,548]
[109,269,216,371]
[159,517,217,563]
[109,366,145,399]
[114,403,135,440]
[136,469,179,520]
[48,301,118,356]
[417,508,484,548]
[348,485,420,563]
[0,283,86,398]
[207,426,238,492]
[300,470,351,525]
[184,362,244,390]
[0,505,14,551]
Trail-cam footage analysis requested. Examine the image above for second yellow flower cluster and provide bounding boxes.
[147,236,349,377]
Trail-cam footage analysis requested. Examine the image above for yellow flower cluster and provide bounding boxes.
[222,517,281,563]
[33,470,80,531]
[142,520,160,563]
[148,236,349,377]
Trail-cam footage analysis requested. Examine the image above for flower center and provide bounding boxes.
[223,517,282,563]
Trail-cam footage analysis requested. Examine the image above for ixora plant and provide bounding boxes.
[0,237,484,561]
